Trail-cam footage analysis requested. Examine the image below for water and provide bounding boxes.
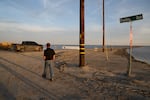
[49,45,128,50]
[128,46,150,65]
[44,44,150,64]
[43,45,103,50]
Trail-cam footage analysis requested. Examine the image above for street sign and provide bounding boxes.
[120,14,143,23]
[120,14,143,76]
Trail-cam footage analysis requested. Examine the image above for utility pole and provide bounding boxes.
[79,0,85,67]
[102,0,105,52]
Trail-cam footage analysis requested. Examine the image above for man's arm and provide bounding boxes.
[43,56,46,60]
[52,50,55,60]
[53,55,55,60]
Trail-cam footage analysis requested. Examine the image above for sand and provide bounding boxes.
[0,48,149,100]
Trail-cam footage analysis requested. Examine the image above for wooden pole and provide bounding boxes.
[102,0,105,52]
[79,0,85,67]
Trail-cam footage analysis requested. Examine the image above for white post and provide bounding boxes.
[127,21,133,76]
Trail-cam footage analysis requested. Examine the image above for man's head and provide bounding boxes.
[46,43,50,48]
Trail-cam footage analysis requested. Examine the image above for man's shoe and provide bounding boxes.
[42,74,46,78]
[50,78,53,81]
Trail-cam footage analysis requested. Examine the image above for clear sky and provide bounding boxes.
[0,0,150,45]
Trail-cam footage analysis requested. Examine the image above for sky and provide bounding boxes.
[0,0,150,45]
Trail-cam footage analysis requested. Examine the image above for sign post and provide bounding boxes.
[128,21,132,76]
[120,14,143,76]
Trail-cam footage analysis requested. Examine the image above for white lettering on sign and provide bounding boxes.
[120,18,131,23]
[120,14,143,23]
[136,15,142,20]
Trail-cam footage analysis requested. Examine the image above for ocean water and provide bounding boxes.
[44,44,150,64]
[128,46,150,65]
[44,45,103,50]
[48,45,128,50]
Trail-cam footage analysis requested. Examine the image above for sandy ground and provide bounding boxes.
[0,48,149,100]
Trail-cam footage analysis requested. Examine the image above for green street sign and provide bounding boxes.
[120,14,143,23]
[120,14,143,76]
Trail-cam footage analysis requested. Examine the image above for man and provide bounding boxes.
[42,43,55,81]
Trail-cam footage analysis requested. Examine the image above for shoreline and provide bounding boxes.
[113,47,150,66]
[126,49,150,66]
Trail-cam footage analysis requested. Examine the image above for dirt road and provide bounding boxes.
[0,49,149,100]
